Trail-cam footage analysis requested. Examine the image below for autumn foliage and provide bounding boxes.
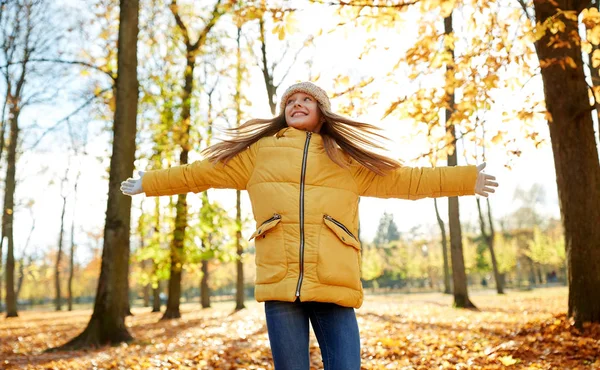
[1,287,598,369]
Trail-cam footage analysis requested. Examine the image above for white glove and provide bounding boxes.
[120,171,145,196]
[475,162,498,197]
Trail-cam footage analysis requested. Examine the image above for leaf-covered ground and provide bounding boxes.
[1,287,598,369]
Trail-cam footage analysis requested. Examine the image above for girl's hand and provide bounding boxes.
[475,163,498,197]
[120,171,145,196]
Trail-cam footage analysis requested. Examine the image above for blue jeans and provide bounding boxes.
[264,299,361,370]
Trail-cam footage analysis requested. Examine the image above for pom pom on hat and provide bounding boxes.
[279,81,331,113]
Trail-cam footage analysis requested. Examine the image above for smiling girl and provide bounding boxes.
[121,81,498,370]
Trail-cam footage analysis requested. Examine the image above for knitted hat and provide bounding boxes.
[279,81,331,114]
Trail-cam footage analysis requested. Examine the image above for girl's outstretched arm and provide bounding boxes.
[351,161,497,199]
[121,143,259,197]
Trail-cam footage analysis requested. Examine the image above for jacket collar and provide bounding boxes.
[275,126,323,144]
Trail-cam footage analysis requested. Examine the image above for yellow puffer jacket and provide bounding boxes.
[142,126,478,308]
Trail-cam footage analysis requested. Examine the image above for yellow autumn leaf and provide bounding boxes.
[562,10,578,22]
[588,25,600,45]
[440,0,456,18]
[271,23,283,39]
[444,33,457,51]
[499,355,518,366]
[533,22,547,41]
[592,50,600,68]
[431,51,453,69]
[491,132,503,144]
[284,13,297,35]
[539,58,552,69]
[549,20,565,34]
[564,56,577,69]
[582,7,600,29]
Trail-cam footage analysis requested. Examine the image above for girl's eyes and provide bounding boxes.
[287,97,313,104]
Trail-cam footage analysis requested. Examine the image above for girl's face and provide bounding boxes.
[284,92,324,132]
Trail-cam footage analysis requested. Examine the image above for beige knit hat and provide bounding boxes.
[279,81,331,114]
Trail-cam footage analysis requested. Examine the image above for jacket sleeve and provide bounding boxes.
[351,162,478,199]
[141,143,259,197]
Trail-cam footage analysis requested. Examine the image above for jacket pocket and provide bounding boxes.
[317,214,361,290]
[250,214,287,285]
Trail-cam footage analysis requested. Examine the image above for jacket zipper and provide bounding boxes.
[261,213,281,226]
[324,214,357,241]
[295,131,312,297]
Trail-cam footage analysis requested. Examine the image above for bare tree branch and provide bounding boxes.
[0,58,116,81]
[310,0,420,8]
[410,125,478,162]
[169,1,191,47]
[26,86,112,151]
[516,0,535,23]
[170,0,224,51]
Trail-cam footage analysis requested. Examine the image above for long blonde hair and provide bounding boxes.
[202,106,401,176]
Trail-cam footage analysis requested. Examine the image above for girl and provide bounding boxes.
[121,81,498,370]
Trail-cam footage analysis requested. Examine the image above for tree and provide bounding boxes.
[15,203,35,300]
[444,12,475,309]
[511,183,546,229]
[523,0,600,326]
[1,0,65,318]
[433,199,451,294]
[373,212,400,248]
[56,0,139,348]
[476,197,503,293]
[234,22,246,312]
[161,0,226,320]
[474,123,503,294]
[68,169,81,311]
[55,167,70,311]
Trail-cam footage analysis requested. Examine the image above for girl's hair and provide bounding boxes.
[202,105,401,176]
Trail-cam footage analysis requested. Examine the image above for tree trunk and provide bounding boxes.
[4,104,19,318]
[444,14,475,309]
[56,183,68,312]
[476,197,504,294]
[161,55,194,321]
[152,278,161,313]
[0,237,3,313]
[527,257,536,287]
[138,212,150,308]
[15,257,25,299]
[162,0,218,319]
[201,259,210,308]
[532,0,600,326]
[259,18,277,115]
[152,198,162,313]
[434,198,451,294]
[55,0,139,348]
[0,76,9,313]
[68,177,78,311]
[162,183,186,319]
[142,260,150,307]
[536,263,544,285]
[235,190,245,310]
[234,27,246,311]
